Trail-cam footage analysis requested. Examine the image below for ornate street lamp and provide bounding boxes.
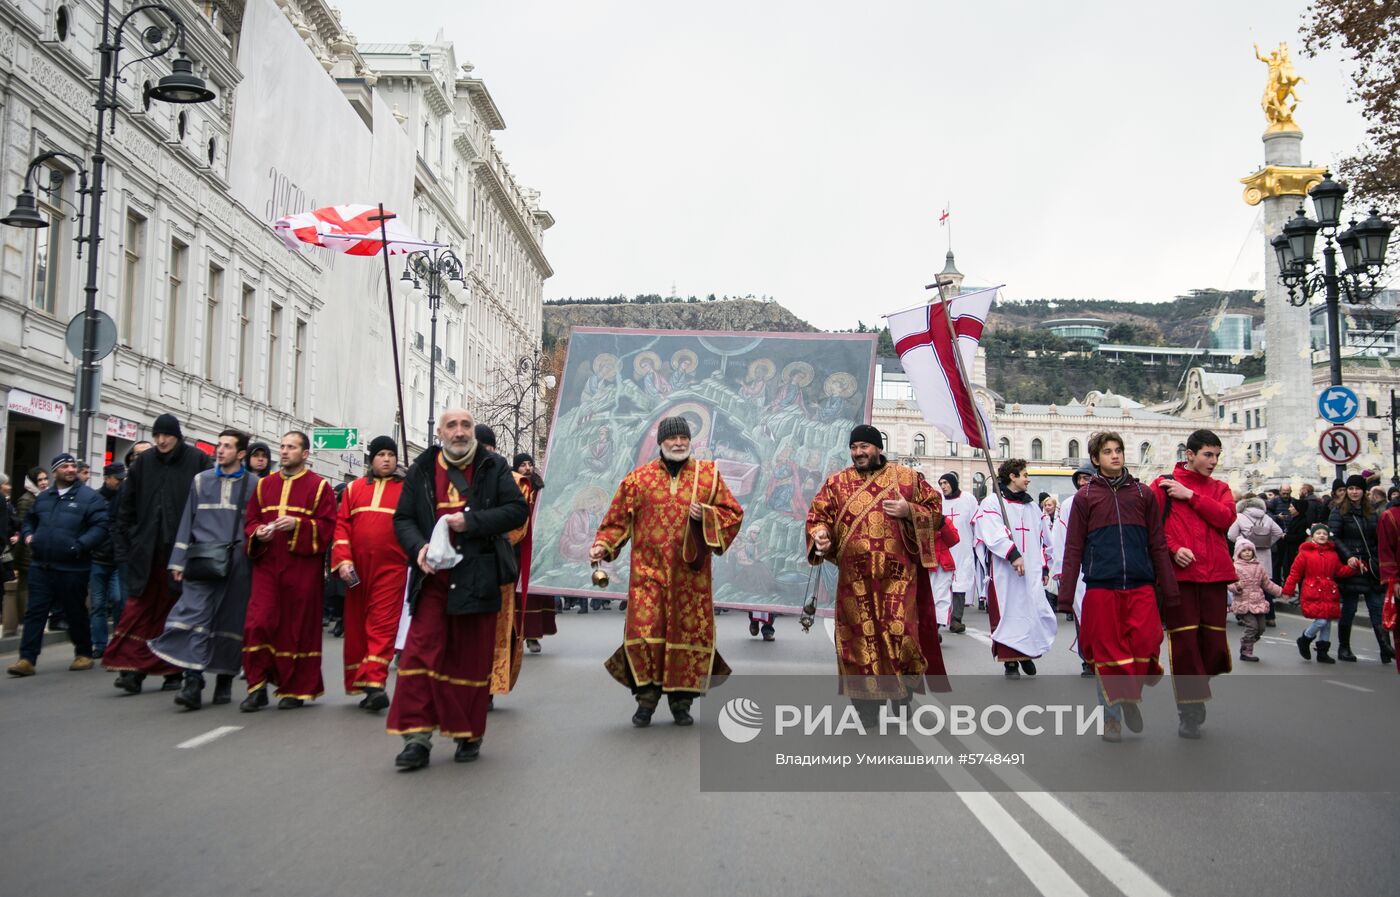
[398,248,465,442]
[1,2,214,464]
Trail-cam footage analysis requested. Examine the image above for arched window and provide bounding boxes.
[998,437,1010,459]
[1031,438,1043,461]
[1068,439,1081,459]
[913,433,926,456]
[1140,442,1153,466]
[1176,443,1187,463]
[879,431,889,449]
[972,472,988,500]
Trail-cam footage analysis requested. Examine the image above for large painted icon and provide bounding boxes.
[533,327,877,612]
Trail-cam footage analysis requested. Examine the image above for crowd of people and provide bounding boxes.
[3,408,1398,765]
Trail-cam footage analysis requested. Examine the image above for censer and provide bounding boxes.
[591,560,610,589]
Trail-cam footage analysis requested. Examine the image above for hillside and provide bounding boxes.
[542,298,817,346]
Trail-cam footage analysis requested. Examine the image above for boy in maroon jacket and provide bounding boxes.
[1150,429,1237,738]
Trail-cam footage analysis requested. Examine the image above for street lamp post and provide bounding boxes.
[1,2,214,464]
[515,353,557,458]
[1271,172,1394,481]
[398,248,465,443]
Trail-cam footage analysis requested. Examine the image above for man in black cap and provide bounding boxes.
[591,415,745,726]
[806,425,948,724]
[88,462,128,658]
[7,453,108,677]
[330,434,407,711]
[246,442,273,476]
[106,413,212,693]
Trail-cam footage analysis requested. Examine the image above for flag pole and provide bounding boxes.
[370,203,410,462]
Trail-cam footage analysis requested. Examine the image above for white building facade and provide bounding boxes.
[0,0,550,486]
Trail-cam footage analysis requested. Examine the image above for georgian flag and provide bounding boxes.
[884,286,999,450]
[273,204,443,256]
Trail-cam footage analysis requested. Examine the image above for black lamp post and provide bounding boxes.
[398,248,465,443]
[1272,172,1395,480]
[1,2,214,464]
[515,352,557,458]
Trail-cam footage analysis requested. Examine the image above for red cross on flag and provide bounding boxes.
[273,204,442,256]
[884,286,999,450]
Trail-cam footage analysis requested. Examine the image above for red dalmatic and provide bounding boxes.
[332,475,408,694]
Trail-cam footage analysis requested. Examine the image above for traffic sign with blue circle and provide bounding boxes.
[1317,386,1359,425]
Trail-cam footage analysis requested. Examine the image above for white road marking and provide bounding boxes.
[961,624,995,647]
[176,726,243,749]
[1323,679,1374,693]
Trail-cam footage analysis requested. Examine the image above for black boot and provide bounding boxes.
[113,671,145,694]
[1297,634,1314,660]
[1337,622,1357,661]
[1003,662,1021,680]
[239,688,269,712]
[211,674,234,705]
[669,695,695,726]
[277,697,305,709]
[174,671,205,710]
[1373,624,1395,664]
[161,673,184,691]
[631,704,654,727]
[1315,641,1336,664]
[360,687,390,712]
[1019,659,1037,677]
[1177,706,1201,739]
[453,738,482,762]
[395,742,430,770]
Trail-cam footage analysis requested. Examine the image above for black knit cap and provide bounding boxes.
[849,424,882,449]
[152,413,182,439]
[513,453,534,470]
[1345,474,1368,490]
[367,435,398,460]
[49,452,76,471]
[103,463,126,478]
[939,471,959,492]
[474,423,497,449]
[248,442,271,458]
[656,416,691,443]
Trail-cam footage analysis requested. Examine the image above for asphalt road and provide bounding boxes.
[0,604,1395,897]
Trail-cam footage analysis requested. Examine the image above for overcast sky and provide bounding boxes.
[334,0,1371,330]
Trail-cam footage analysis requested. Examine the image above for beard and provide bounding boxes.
[661,444,691,463]
[443,436,477,463]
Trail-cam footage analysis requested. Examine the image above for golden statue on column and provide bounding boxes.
[1254,41,1305,132]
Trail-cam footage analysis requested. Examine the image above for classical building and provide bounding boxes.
[1,0,550,485]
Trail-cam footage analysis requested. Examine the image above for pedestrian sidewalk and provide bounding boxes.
[0,630,69,658]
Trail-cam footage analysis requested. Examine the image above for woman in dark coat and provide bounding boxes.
[1328,475,1395,664]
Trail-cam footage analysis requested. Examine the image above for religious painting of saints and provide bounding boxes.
[530,327,877,613]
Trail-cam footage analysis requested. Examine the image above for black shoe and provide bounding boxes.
[113,671,145,694]
[749,619,760,636]
[454,739,481,762]
[526,638,542,654]
[331,619,345,638]
[761,626,775,642]
[632,705,654,727]
[395,742,430,770]
[949,621,965,633]
[1316,641,1336,664]
[277,697,304,709]
[487,695,495,712]
[1121,702,1144,734]
[360,688,390,712]
[672,706,694,726]
[1177,713,1201,739]
[1004,662,1021,680]
[161,673,183,691]
[174,672,204,710]
[1020,660,1037,677]
[211,675,234,705]
[240,689,269,712]
[1297,634,1314,660]
[1337,646,1356,662]
[1080,662,1095,678]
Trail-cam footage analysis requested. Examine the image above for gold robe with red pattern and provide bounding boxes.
[596,457,744,693]
[805,461,946,699]
[489,471,531,694]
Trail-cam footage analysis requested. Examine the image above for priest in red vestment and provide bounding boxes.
[513,453,555,654]
[591,416,744,727]
[805,425,947,727]
[331,435,407,712]
[387,409,528,769]
[239,431,336,711]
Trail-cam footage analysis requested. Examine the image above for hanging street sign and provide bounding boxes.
[312,427,359,451]
[1318,426,1361,464]
[1317,386,1359,425]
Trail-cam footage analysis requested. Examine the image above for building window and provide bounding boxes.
[203,264,223,381]
[1368,431,1380,447]
[293,319,306,415]
[1231,412,1238,424]
[947,440,958,458]
[1176,443,1187,463]
[267,303,283,404]
[1367,398,1379,417]
[1031,438,1043,461]
[55,5,70,41]
[972,472,987,500]
[913,434,926,456]
[998,437,1010,459]
[1068,439,1080,459]
[238,285,254,395]
[1218,405,1225,419]
[1140,442,1152,466]
[165,240,188,366]
[177,111,188,140]
[120,212,146,342]
[879,431,889,449]
[30,172,65,314]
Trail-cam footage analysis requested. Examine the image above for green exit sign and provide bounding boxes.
[312,427,359,451]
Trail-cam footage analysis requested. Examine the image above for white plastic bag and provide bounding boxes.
[426,516,464,570]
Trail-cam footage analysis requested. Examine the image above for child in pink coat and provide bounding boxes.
[1229,541,1283,662]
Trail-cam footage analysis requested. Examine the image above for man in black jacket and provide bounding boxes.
[386,408,527,770]
[88,463,127,658]
[7,453,108,676]
[105,413,212,693]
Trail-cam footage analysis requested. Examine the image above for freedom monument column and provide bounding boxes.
[1240,42,1326,481]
